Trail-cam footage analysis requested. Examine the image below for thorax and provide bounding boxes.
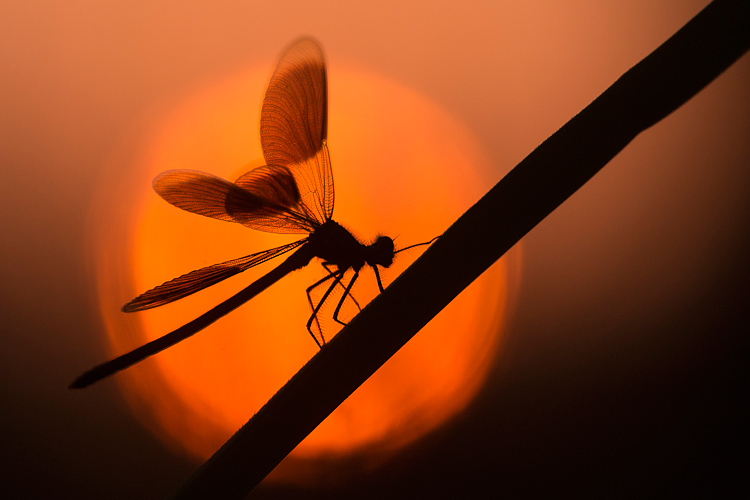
[308,220,367,270]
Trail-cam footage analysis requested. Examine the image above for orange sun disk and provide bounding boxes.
[93,63,518,484]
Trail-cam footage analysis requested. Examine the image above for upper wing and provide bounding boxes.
[153,169,317,234]
[122,239,306,312]
[260,38,334,225]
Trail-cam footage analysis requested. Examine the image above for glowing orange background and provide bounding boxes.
[92,65,517,481]
[1,1,748,498]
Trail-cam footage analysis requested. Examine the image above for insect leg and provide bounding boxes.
[306,268,345,347]
[306,267,341,317]
[332,268,360,326]
[323,262,362,312]
[372,265,385,292]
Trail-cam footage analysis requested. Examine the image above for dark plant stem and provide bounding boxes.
[169,1,750,498]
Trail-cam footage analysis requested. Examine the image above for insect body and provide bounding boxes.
[70,38,429,390]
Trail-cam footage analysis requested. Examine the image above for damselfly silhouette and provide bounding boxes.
[70,38,435,389]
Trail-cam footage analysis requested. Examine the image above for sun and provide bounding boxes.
[91,60,519,484]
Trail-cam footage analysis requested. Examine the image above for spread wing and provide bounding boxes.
[122,240,305,312]
[153,169,318,234]
[261,38,334,225]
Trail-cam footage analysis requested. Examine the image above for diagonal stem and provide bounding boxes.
[169,1,750,498]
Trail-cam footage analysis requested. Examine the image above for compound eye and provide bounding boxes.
[369,236,394,267]
[375,236,394,254]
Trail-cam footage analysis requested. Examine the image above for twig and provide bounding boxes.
[168,1,750,498]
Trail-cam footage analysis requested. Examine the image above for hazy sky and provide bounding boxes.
[1,1,748,498]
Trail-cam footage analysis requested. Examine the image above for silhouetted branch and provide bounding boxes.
[169,1,750,498]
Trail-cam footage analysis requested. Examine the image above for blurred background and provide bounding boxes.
[1,1,747,498]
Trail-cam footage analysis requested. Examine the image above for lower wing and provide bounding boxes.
[122,239,306,312]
